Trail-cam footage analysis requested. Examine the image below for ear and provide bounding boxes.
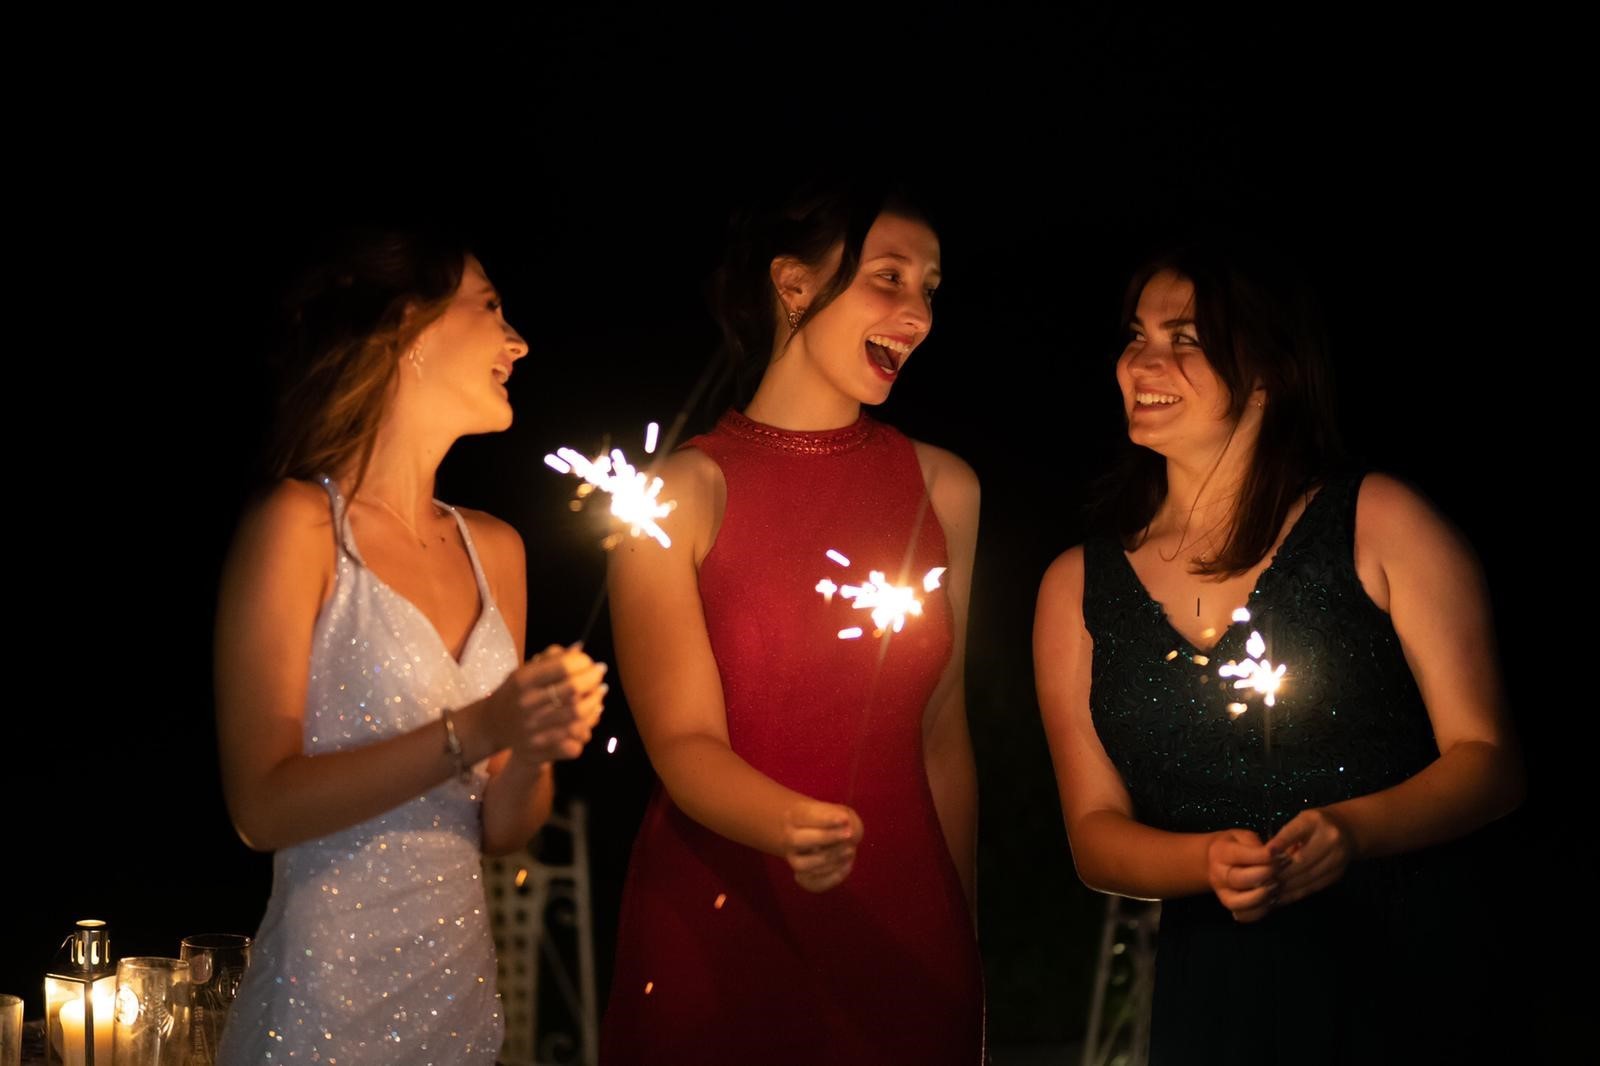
[769,255,816,317]
[400,301,440,357]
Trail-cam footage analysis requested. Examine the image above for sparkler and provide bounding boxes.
[544,421,676,549]
[1215,607,1289,752]
[816,550,946,639]
[545,421,676,643]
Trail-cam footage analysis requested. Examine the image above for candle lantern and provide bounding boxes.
[44,920,116,1066]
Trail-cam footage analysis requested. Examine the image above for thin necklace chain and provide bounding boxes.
[362,495,446,548]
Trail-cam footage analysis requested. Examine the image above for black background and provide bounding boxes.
[9,9,1571,1056]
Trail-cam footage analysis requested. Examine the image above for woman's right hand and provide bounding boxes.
[782,801,864,893]
[484,643,608,763]
[1207,828,1282,923]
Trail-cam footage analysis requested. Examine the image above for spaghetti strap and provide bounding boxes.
[317,475,365,565]
[436,502,495,608]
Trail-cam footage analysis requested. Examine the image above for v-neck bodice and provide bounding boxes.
[304,475,518,766]
[1081,473,1436,840]
[1111,484,1330,658]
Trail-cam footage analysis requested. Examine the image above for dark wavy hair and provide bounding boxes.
[708,178,934,404]
[267,228,469,494]
[1104,239,1347,576]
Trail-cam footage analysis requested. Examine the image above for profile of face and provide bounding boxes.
[409,255,529,432]
[777,212,942,406]
[1116,269,1253,457]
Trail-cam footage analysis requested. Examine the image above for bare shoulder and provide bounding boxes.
[1355,472,1473,557]
[219,479,337,615]
[911,439,980,502]
[1039,545,1087,609]
[233,479,337,562]
[659,444,725,498]
[454,502,528,585]
[454,507,526,572]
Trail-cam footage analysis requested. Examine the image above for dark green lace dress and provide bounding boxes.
[1082,474,1489,1064]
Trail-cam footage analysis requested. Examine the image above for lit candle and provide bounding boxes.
[58,987,114,1066]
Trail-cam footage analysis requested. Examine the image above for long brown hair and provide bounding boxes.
[1105,240,1346,576]
[268,229,468,494]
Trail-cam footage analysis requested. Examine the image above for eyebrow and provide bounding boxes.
[1128,316,1196,330]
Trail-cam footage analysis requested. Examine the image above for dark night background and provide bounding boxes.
[10,9,1573,1059]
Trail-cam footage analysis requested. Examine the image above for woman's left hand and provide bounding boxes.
[1265,807,1359,906]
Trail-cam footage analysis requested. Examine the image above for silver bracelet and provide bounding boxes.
[440,707,472,783]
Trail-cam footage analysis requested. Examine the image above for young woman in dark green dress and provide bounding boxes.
[1034,245,1524,1064]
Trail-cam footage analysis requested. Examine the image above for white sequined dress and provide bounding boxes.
[219,478,518,1064]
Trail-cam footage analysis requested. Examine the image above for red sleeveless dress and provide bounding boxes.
[600,409,984,1065]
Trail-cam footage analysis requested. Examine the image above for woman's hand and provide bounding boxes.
[1207,828,1283,923]
[486,643,608,764]
[1265,807,1357,907]
[782,801,864,893]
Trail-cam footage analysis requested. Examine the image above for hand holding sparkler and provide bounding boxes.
[1262,806,1358,908]
[1205,828,1284,923]
[782,800,864,893]
[481,643,609,766]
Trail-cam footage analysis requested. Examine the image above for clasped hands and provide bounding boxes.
[1208,807,1358,923]
[486,643,609,765]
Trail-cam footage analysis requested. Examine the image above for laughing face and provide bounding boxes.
[412,255,529,432]
[1116,269,1243,457]
[791,212,941,406]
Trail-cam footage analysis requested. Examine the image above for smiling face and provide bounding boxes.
[411,255,528,432]
[786,212,941,407]
[1116,269,1246,458]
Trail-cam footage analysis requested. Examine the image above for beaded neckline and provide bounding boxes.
[716,408,874,456]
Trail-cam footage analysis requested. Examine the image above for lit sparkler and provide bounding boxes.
[815,550,946,639]
[1218,630,1287,707]
[544,424,677,549]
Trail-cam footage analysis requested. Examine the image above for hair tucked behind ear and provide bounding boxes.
[707,178,934,409]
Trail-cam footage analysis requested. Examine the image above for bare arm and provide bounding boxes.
[915,443,980,911]
[1268,475,1525,901]
[607,448,859,891]
[1034,548,1278,912]
[215,483,598,853]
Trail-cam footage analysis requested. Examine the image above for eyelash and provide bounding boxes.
[877,272,938,301]
[488,298,503,312]
[1126,328,1198,346]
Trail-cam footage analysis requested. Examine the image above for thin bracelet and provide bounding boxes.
[440,707,472,784]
